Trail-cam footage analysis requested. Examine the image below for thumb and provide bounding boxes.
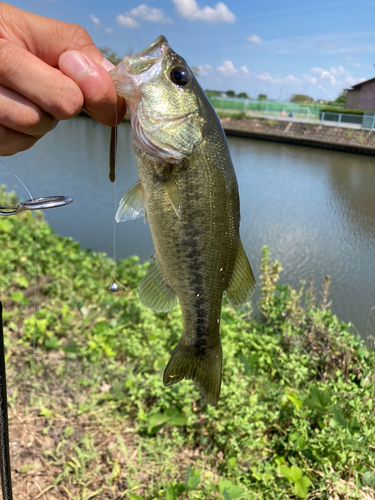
[58,50,126,126]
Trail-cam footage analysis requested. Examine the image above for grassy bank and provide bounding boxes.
[1,185,375,500]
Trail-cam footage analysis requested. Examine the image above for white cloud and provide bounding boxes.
[89,14,101,26]
[171,0,235,24]
[197,56,365,101]
[303,74,317,84]
[117,5,172,27]
[217,60,238,75]
[129,4,173,23]
[215,61,250,77]
[256,71,278,82]
[311,67,337,84]
[105,28,114,34]
[310,65,363,88]
[116,14,141,28]
[345,75,365,86]
[247,34,263,45]
[284,74,299,83]
[263,30,375,57]
[197,64,212,77]
[330,66,344,76]
[353,62,361,67]
[253,71,318,87]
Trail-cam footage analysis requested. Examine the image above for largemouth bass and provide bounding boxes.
[110,36,255,406]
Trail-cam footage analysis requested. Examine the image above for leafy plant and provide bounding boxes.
[279,465,311,498]
[2,186,375,500]
[219,479,245,499]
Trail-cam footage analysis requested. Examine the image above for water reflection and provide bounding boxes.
[1,117,154,261]
[1,118,374,338]
[326,154,375,239]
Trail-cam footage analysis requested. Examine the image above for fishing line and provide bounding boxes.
[14,174,38,498]
[109,99,129,293]
[122,0,143,50]
[0,165,38,498]
[108,0,144,293]
[0,161,72,496]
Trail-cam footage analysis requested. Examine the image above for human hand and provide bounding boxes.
[0,3,126,156]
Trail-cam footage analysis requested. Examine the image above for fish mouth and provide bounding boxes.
[110,36,201,161]
[131,36,169,62]
[110,36,172,101]
[126,36,171,75]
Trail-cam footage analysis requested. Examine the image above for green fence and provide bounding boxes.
[320,111,364,125]
[206,96,375,129]
[207,96,325,120]
[362,112,375,130]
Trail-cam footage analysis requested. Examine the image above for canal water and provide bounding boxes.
[2,116,375,338]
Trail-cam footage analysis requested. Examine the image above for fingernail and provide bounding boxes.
[59,50,91,81]
[102,58,115,71]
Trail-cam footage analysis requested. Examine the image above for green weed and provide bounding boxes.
[1,186,375,500]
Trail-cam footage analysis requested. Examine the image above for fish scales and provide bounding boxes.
[137,134,237,334]
[111,36,255,405]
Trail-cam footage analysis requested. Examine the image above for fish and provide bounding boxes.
[110,36,255,406]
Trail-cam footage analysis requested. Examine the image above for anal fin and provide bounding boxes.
[226,240,255,306]
[139,254,177,312]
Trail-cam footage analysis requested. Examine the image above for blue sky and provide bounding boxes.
[10,0,375,100]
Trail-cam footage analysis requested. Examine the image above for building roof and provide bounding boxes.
[346,77,375,91]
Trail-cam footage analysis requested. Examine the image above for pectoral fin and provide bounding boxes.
[161,168,181,219]
[225,241,255,306]
[139,254,178,312]
[116,181,146,222]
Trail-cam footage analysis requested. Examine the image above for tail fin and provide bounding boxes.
[163,339,222,406]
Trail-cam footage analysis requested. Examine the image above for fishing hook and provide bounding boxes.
[0,195,72,216]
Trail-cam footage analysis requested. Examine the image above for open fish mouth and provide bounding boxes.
[133,35,168,59]
[110,35,203,160]
[109,36,172,100]
[126,35,170,75]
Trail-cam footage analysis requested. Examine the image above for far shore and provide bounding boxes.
[77,111,375,156]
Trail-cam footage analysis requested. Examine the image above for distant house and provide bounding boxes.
[345,78,375,111]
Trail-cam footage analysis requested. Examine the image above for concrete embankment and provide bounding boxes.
[220,117,375,156]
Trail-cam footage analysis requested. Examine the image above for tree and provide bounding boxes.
[237,92,249,99]
[205,90,223,97]
[290,94,315,104]
[99,47,123,66]
[226,90,236,97]
[257,94,267,101]
[329,91,347,107]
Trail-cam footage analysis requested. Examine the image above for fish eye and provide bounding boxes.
[169,67,189,86]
